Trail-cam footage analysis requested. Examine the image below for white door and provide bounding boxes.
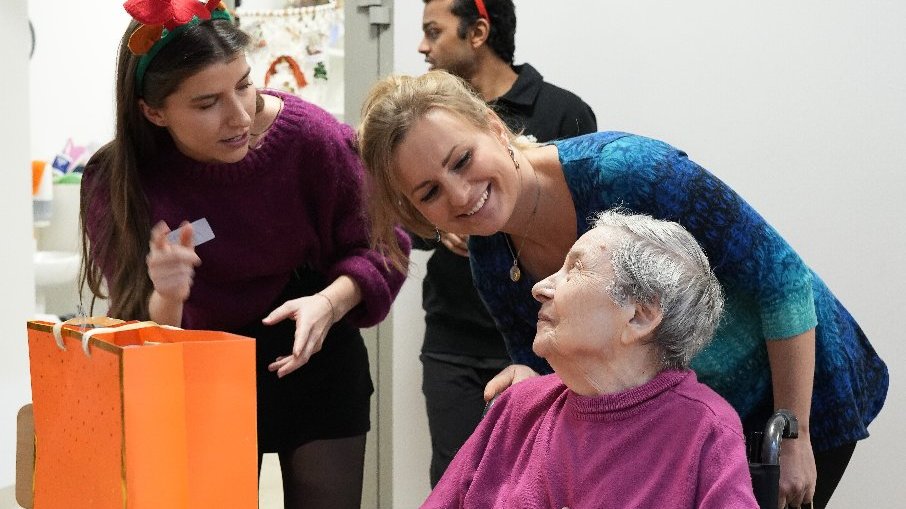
[342,2,395,507]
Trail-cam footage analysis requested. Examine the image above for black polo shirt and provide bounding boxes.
[492,63,597,142]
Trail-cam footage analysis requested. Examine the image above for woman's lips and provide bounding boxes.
[222,132,249,147]
[463,186,490,217]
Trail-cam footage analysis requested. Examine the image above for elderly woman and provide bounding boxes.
[358,71,888,508]
[421,210,758,508]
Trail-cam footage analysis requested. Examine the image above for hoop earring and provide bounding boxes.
[255,92,264,114]
[508,145,520,169]
[434,227,442,243]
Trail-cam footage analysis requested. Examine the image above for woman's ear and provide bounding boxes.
[487,111,509,146]
[622,299,663,345]
[139,99,168,127]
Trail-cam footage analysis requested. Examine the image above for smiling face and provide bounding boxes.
[531,226,636,366]
[391,107,519,236]
[418,0,478,78]
[139,54,256,164]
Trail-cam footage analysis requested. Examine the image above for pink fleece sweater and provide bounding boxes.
[422,370,758,509]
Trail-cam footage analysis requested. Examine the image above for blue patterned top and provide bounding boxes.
[469,132,888,451]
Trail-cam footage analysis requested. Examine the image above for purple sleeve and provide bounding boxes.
[317,122,410,327]
[420,395,505,509]
[695,421,760,508]
[420,382,535,509]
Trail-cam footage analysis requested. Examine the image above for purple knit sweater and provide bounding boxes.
[423,370,759,509]
[85,91,409,330]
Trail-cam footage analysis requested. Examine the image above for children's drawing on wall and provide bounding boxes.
[237,0,344,120]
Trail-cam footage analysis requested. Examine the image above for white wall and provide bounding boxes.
[0,0,37,500]
[28,2,130,319]
[392,1,906,507]
[390,252,432,506]
[28,1,129,161]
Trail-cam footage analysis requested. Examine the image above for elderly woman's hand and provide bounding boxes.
[483,364,539,401]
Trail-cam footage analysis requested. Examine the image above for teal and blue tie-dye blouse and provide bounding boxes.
[469,132,888,452]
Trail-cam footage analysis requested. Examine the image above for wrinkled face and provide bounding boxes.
[140,55,256,164]
[392,108,518,236]
[418,0,477,78]
[531,226,634,363]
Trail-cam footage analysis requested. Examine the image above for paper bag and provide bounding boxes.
[26,318,258,509]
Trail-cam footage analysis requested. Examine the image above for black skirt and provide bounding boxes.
[234,267,374,453]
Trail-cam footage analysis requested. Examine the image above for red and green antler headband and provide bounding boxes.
[124,0,234,92]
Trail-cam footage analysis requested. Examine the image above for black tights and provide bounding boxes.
[259,435,367,509]
[791,441,856,509]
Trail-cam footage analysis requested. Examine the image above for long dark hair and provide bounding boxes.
[79,19,250,319]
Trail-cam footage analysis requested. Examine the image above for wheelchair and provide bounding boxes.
[747,409,800,509]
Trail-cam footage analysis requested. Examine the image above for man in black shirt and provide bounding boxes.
[416,0,597,486]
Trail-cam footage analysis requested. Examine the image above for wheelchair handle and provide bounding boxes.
[761,409,798,466]
[482,394,499,417]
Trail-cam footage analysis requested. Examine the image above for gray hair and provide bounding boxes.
[593,209,724,369]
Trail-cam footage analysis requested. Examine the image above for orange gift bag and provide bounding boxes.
[26,318,258,509]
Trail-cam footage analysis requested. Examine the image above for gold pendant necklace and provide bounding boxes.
[503,234,522,282]
[503,165,541,283]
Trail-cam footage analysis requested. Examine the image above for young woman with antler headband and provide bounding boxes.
[79,2,410,507]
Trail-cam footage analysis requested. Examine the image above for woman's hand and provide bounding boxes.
[765,329,817,508]
[483,364,539,401]
[147,221,201,324]
[777,432,817,509]
[148,221,201,301]
[441,232,469,257]
[262,293,335,378]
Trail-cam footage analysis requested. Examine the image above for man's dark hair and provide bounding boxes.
[428,0,516,64]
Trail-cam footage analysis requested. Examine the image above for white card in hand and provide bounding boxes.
[166,218,215,247]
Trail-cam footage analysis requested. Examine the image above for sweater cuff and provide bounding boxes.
[326,256,391,327]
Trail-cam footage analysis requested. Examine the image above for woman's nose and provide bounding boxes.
[228,94,252,127]
[447,179,472,208]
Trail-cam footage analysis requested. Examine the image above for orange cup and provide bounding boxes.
[31,160,47,196]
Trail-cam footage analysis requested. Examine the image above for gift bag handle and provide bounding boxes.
[80,321,182,356]
[52,316,126,351]
[52,317,181,356]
